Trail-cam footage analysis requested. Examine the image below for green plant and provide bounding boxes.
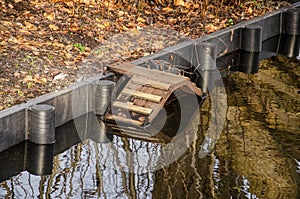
[48,54,54,60]
[95,47,107,55]
[17,89,24,96]
[96,49,102,55]
[27,82,33,89]
[226,18,234,26]
[233,186,242,193]
[23,55,31,60]
[23,55,35,65]
[73,43,85,51]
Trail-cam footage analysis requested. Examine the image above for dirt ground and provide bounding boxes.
[0,0,294,110]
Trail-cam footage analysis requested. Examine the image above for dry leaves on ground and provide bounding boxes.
[0,0,292,110]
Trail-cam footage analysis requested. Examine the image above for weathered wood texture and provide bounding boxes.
[106,63,202,126]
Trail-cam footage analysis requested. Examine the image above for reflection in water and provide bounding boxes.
[296,159,300,173]
[215,55,300,198]
[26,143,54,176]
[0,55,299,198]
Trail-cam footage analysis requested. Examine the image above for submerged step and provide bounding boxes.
[106,115,144,126]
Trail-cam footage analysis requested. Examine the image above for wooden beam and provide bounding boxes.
[109,63,187,84]
[132,76,171,90]
[106,115,144,126]
[122,88,162,103]
[112,101,152,115]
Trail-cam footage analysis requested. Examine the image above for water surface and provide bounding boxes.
[0,55,299,198]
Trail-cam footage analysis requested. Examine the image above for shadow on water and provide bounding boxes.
[0,55,299,198]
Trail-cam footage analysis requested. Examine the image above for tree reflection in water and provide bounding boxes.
[0,55,299,198]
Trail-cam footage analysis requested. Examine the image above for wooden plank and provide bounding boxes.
[107,125,172,144]
[106,115,143,126]
[112,101,153,115]
[122,88,162,103]
[132,85,148,107]
[109,63,186,84]
[132,76,171,90]
[109,63,202,96]
[140,86,157,108]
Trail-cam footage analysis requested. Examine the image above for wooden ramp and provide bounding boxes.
[105,62,202,127]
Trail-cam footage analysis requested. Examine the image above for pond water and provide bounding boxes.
[0,55,299,198]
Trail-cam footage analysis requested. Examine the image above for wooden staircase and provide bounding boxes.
[105,62,202,127]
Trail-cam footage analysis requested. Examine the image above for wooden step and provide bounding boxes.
[122,88,162,103]
[132,76,171,91]
[112,101,153,115]
[106,115,144,126]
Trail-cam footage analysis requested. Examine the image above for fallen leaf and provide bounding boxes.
[168,18,177,25]
[174,0,185,6]
[13,72,20,77]
[65,1,74,7]
[104,21,110,27]
[137,17,146,23]
[120,24,129,31]
[0,41,7,46]
[118,10,125,16]
[98,24,106,29]
[87,31,94,37]
[194,3,200,9]
[3,21,12,26]
[64,52,73,58]
[22,75,33,83]
[17,90,24,96]
[220,19,228,27]
[52,42,65,48]
[32,51,40,56]
[19,29,32,35]
[205,24,218,33]
[60,7,73,14]
[248,7,253,14]
[127,22,136,29]
[34,76,47,84]
[49,24,59,31]
[207,14,215,19]
[44,12,55,21]
[144,10,151,15]
[69,26,80,31]
[162,7,173,13]
[24,22,37,30]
